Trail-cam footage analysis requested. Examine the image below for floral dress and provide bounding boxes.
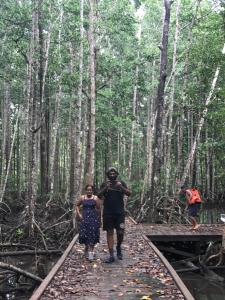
[79,197,100,245]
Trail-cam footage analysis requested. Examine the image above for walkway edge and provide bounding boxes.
[29,234,79,300]
[142,234,195,300]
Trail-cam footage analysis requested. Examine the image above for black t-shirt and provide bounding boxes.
[99,180,128,215]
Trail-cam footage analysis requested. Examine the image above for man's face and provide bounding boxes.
[108,170,117,181]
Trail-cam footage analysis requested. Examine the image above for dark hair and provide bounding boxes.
[85,184,94,191]
[106,167,119,176]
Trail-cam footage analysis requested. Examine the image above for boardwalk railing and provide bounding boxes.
[30,234,79,300]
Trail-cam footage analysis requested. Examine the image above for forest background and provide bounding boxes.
[0,0,225,235]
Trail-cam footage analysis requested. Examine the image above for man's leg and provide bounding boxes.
[190,216,197,229]
[116,215,125,260]
[116,228,124,259]
[189,204,200,230]
[105,229,115,263]
[84,244,88,258]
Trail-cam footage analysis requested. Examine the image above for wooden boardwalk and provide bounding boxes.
[141,223,223,242]
[29,221,223,300]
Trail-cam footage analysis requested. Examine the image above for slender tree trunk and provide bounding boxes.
[176,0,201,185]
[73,0,84,203]
[26,0,40,235]
[0,110,20,203]
[149,0,171,221]
[69,47,76,203]
[165,0,180,195]
[128,61,139,181]
[86,0,96,185]
[140,61,156,204]
[180,43,225,185]
[0,83,10,195]
[39,2,52,198]
[48,7,63,203]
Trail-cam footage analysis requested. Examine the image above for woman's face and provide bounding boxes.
[86,186,93,196]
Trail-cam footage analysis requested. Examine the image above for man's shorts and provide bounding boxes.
[103,213,125,231]
[188,203,201,217]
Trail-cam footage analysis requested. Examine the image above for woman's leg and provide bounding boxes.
[88,244,94,261]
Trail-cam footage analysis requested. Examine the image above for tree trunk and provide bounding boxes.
[39,1,52,198]
[176,0,201,186]
[165,0,180,195]
[73,0,84,202]
[128,61,139,181]
[180,43,225,185]
[86,0,96,185]
[0,83,10,197]
[149,0,171,221]
[140,61,156,204]
[0,110,20,204]
[26,0,40,235]
[48,7,63,203]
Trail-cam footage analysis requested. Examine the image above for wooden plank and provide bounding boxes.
[157,245,195,258]
[147,234,222,242]
[29,234,79,300]
[141,223,224,236]
[142,234,195,300]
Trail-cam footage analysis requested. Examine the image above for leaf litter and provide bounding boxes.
[40,220,185,299]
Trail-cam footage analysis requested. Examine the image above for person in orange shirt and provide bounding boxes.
[180,186,202,230]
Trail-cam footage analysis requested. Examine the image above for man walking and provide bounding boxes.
[98,167,131,263]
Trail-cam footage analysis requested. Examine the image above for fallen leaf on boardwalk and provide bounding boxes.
[93,263,97,268]
[140,296,152,300]
[118,292,124,297]
[113,285,118,288]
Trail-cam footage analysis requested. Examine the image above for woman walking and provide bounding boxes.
[76,185,101,261]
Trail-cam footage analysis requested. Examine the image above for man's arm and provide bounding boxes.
[116,181,131,196]
[97,183,107,198]
[186,189,192,204]
[95,196,102,226]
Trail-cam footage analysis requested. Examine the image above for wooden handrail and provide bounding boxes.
[29,234,79,300]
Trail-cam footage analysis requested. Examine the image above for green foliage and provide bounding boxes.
[15,228,24,237]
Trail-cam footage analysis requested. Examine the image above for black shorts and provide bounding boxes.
[103,214,125,231]
[188,203,201,217]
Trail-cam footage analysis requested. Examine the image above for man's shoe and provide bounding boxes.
[104,256,115,263]
[84,250,89,259]
[88,251,94,261]
[116,247,123,260]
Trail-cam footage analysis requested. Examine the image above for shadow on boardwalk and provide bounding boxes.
[38,221,187,300]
